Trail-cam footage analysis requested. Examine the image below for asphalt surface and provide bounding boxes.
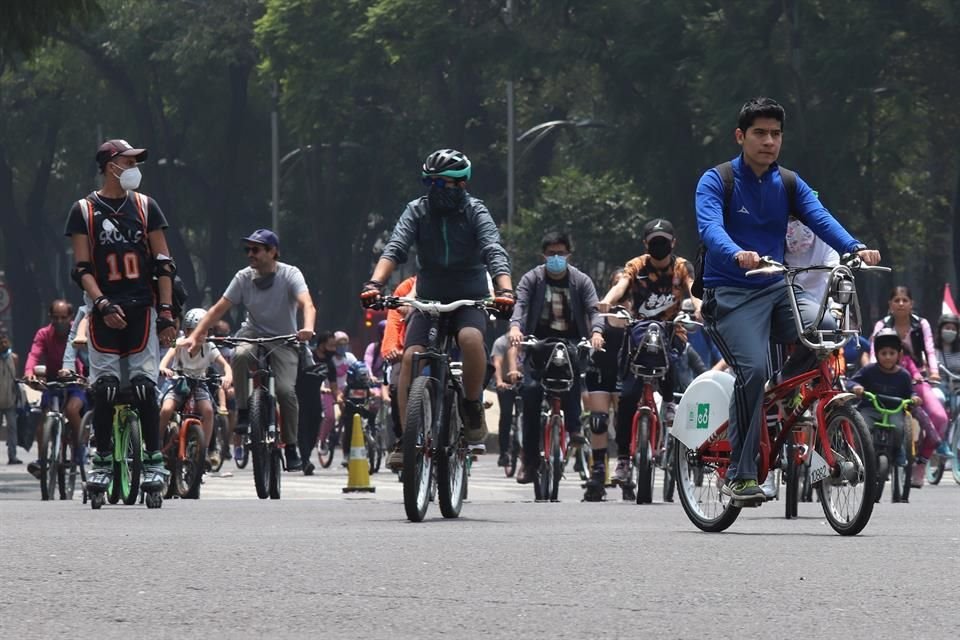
[1,444,958,640]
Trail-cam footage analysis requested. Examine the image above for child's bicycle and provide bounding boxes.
[88,388,162,509]
[860,391,917,503]
[671,254,888,536]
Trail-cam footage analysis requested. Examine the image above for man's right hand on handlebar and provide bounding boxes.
[360,280,383,309]
[508,325,523,347]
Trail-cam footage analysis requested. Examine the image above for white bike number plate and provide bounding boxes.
[672,371,736,450]
[807,450,830,484]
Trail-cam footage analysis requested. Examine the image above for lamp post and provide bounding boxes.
[270,80,280,233]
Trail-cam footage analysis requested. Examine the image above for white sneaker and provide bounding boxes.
[760,472,778,499]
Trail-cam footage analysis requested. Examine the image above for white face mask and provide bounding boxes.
[942,329,958,343]
[112,163,142,190]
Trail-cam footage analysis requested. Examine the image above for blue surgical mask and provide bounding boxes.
[336,345,347,356]
[0,348,10,359]
[545,255,567,274]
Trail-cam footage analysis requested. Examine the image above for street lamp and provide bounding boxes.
[506,118,609,228]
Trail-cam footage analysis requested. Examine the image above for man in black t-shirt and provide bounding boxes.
[64,139,178,496]
[508,232,604,493]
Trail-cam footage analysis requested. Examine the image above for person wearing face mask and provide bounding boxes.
[0,332,22,464]
[181,228,316,472]
[596,218,696,487]
[360,149,514,456]
[23,300,86,478]
[934,312,960,423]
[507,231,605,490]
[65,138,179,495]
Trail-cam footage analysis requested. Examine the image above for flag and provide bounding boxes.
[944,283,959,316]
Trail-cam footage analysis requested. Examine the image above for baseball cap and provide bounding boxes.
[96,139,148,168]
[643,218,675,241]
[242,229,280,249]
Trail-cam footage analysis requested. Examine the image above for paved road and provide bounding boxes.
[1,446,958,639]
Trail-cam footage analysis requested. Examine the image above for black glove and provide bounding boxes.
[360,280,384,309]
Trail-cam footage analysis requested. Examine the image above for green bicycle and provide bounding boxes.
[89,389,162,509]
[860,391,917,504]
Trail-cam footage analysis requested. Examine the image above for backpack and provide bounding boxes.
[691,162,799,298]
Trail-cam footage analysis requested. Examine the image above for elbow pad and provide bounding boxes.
[153,254,177,279]
[71,262,95,289]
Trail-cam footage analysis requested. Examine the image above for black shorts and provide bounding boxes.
[403,307,488,349]
[89,305,152,357]
[585,322,624,393]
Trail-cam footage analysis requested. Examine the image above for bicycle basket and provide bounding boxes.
[623,321,669,378]
[530,340,575,393]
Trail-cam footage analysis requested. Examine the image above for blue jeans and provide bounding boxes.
[702,281,834,481]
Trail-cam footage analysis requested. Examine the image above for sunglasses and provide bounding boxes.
[244,245,264,255]
[422,176,458,189]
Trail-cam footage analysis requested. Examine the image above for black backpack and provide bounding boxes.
[691,161,799,298]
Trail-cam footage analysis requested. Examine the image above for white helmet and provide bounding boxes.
[183,308,207,331]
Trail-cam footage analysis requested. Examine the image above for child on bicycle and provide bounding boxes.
[848,329,918,466]
[159,308,233,464]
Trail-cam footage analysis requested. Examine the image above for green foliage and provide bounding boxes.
[506,168,649,283]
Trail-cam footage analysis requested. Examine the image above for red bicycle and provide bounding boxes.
[672,255,888,535]
[161,373,218,499]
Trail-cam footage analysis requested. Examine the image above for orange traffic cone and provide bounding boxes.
[342,412,375,493]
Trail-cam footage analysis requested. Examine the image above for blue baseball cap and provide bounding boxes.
[242,228,279,249]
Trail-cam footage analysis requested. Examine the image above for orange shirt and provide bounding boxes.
[381,276,416,357]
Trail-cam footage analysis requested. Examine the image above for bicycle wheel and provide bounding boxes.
[951,420,960,485]
[784,432,799,519]
[249,389,272,500]
[210,414,227,473]
[437,394,467,519]
[816,405,876,536]
[269,447,282,499]
[59,437,79,500]
[318,420,338,468]
[534,415,552,502]
[118,415,143,506]
[162,424,179,499]
[40,417,60,501]
[403,376,437,522]
[178,422,206,499]
[635,415,655,504]
[549,420,562,502]
[662,435,676,503]
[675,436,741,532]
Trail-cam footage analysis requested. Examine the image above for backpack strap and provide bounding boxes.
[130,191,154,256]
[78,197,96,256]
[714,161,734,222]
[778,166,806,223]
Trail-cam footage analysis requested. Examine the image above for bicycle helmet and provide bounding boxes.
[183,307,207,332]
[872,328,902,352]
[346,360,373,389]
[938,312,960,329]
[421,149,471,181]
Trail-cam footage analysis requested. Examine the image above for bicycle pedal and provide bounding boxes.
[731,498,764,508]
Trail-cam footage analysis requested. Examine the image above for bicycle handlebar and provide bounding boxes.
[17,374,87,391]
[210,334,299,347]
[861,390,916,414]
[598,306,701,329]
[745,254,891,278]
[380,296,495,315]
[938,365,960,384]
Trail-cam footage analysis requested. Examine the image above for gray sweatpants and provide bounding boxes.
[232,342,299,446]
[702,281,834,481]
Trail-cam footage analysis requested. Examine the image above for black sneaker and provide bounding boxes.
[284,447,303,471]
[461,400,488,445]
[8,457,22,465]
[516,464,536,484]
[302,461,315,476]
[497,452,510,467]
[582,477,606,502]
[27,460,41,479]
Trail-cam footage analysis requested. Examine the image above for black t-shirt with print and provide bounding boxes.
[64,191,168,307]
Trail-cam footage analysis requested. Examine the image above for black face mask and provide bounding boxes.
[427,185,466,215]
[253,272,276,290]
[647,237,672,261]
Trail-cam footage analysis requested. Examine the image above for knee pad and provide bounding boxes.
[93,376,121,406]
[589,411,609,435]
[130,375,158,409]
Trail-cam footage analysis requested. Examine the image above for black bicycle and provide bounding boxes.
[380,296,495,522]
[212,335,298,499]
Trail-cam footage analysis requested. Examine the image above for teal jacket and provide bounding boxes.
[381,194,511,301]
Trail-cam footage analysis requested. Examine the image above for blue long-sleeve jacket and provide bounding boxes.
[695,154,863,289]
[380,193,511,302]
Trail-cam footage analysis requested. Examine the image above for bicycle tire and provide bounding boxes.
[318,421,338,469]
[662,435,676,502]
[951,419,960,485]
[59,438,79,500]
[249,389,272,499]
[549,419,562,502]
[816,405,876,536]
[675,437,741,533]
[534,415,551,502]
[210,414,227,473]
[118,414,142,506]
[269,448,282,499]
[784,432,799,519]
[179,422,206,499]
[437,393,467,518]
[40,416,59,501]
[235,443,250,469]
[403,376,437,522]
[635,415,654,504]
[162,424,179,499]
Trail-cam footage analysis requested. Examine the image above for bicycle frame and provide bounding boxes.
[629,380,660,461]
